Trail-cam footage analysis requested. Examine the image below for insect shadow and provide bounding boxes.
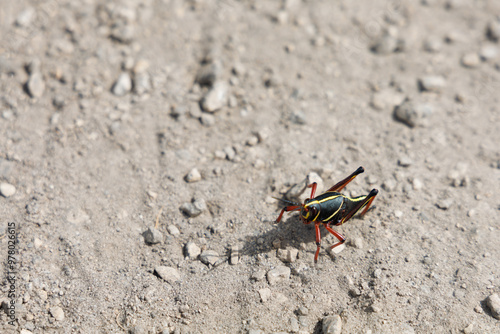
[239,213,321,260]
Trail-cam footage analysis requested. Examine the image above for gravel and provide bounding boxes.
[277,248,299,263]
[199,250,220,266]
[142,226,163,244]
[393,99,433,128]
[200,81,228,112]
[184,241,201,260]
[0,182,16,197]
[461,53,480,68]
[180,197,207,217]
[49,306,65,321]
[26,72,45,98]
[418,75,446,92]
[267,266,291,285]
[322,315,342,334]
[258,288,271,302]
[184,168,202,183]
[154,266,181,284]
[486,293,500,320]
[112,72,132,96]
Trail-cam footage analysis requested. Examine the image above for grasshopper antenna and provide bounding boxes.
[272,196,301,206]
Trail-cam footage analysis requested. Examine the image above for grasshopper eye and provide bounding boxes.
[310,206,318,217]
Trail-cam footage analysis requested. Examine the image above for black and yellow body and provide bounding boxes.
[275,166,379,263]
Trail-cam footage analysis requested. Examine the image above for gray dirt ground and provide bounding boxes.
[1,0,500,333]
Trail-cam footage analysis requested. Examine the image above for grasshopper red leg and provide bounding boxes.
[339,189,378,225]
[314,222,321,263]
[327,166,365,192]
[324,223,346,250]
[308,182,317,199]
[275,205,301,223]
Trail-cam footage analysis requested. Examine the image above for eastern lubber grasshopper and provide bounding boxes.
[274,166,378,263]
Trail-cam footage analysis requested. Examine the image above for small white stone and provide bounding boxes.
[154,266,181,284]
[267,266,291,285]
[0,182,16,197]
[412,178,423,190]
[330,243,345,254]
[277,248,299,263]
[49,306,65,321]
[167,225,180,236]
[322,315,342,334]
[486,293,500,319]
[199,250,219,266]
[185,168,202,183]
[184,241,201,259]
[112,72,132,96]
[27,72,45,98]
[461,53,480,68]
[258,288,271,302]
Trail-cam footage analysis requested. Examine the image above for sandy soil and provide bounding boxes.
[1,0,500,333]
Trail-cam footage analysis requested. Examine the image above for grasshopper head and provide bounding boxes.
[301,201,319,222]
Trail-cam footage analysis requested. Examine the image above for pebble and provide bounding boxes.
[487,20,500,42]
[423,36,443,53]
[199,250,219,266]
[223,146,236,161]
[252,159,266,169]
[143,226,163,244]
[20,330,33,334]
[200,81,228,112]
[329,243,345,254]
[398,156,413,167]
[372,35,399,54]
[290,317,300,332]
[15,7,36,27]
[134,73,151,95]
[185,168,202,183]
[167,225,180,236]
[463,323,474,334]
[230,245,240,265]
[486,293,500,320]
[49,306,65,321]
[436,198,453,210]
[267,266,291,285]
[0,182,16,197]
[412,178,423,190]
[200,113,215,126]
[251,270,266,281]
[370,90,405,111]
[277,248,299,263]
[33,238,43,249]
[258,288,271,302]
[184,241,201,259]
[248,330,265,334]
[180,198,207,217]
[290,110,307,125]
[350,237,364,249]
[461,53,480,68]
[297,306,309,316]
[393,99,433,128]
[26,72,45,98]
[322,315,342,334]
[155,266,181,284]
[110,24,135,44]
[373,268,382,279]
[382,179,397,192]
[112,72,132,96]
[479,44,498,61]
[418,75,446,93]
